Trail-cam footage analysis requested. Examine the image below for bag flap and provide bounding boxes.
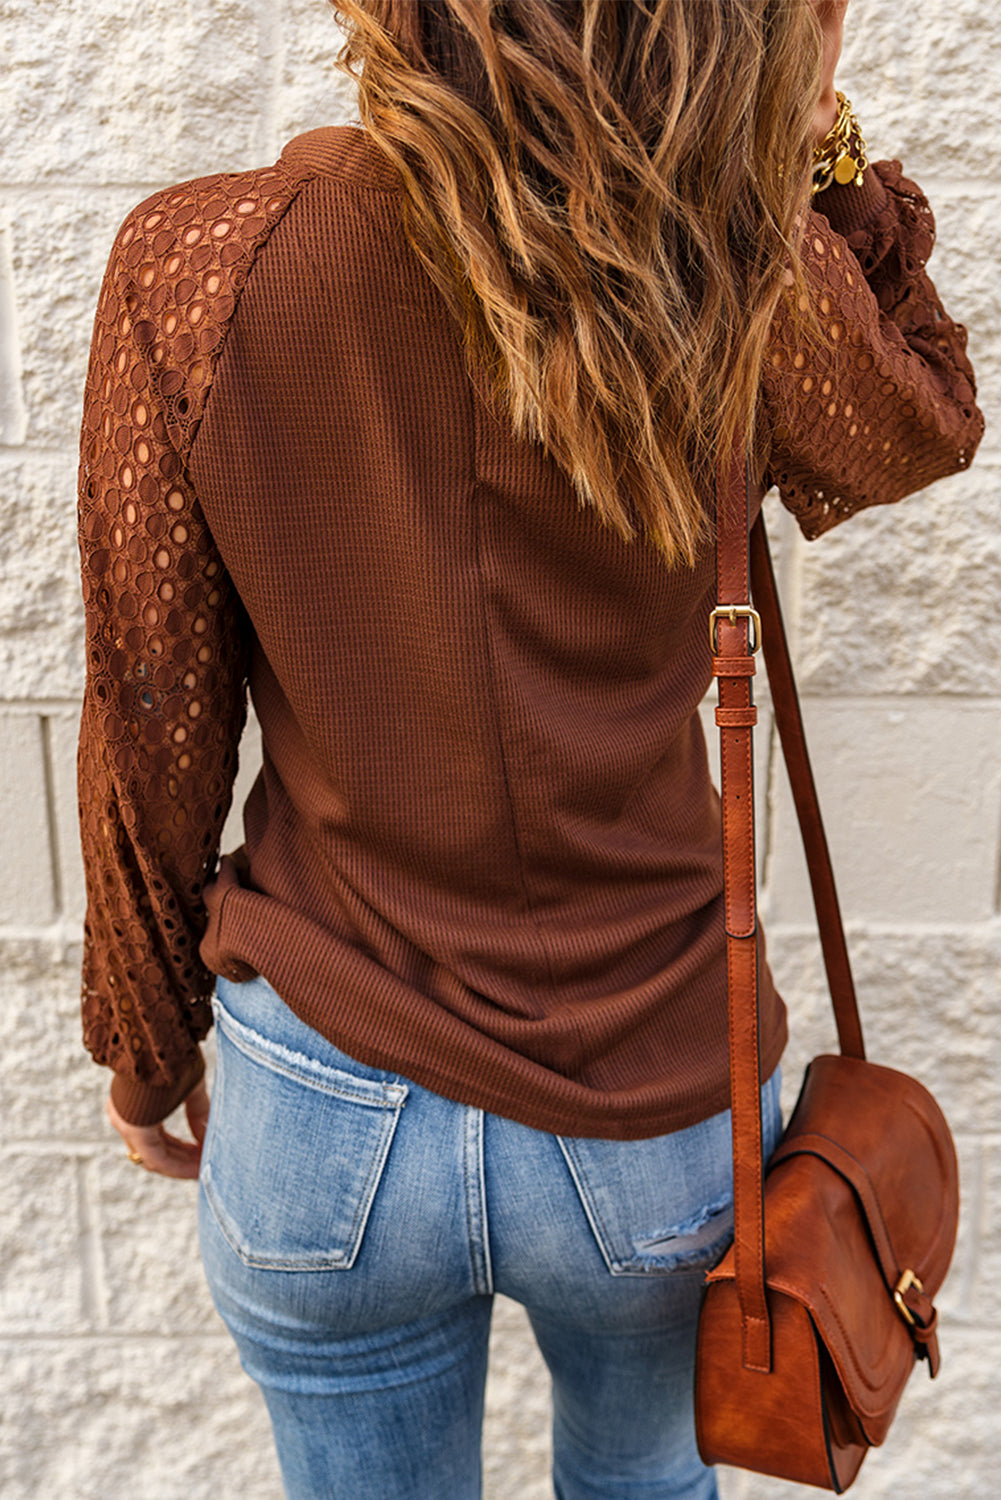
[705,1055,959,1435]
[774,1055,959,1296]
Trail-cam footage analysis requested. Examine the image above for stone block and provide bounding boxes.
[930,191,1001,472]
[0,1151,87,1332]
[936,1133,980,1326]
[839,1,1001,178]
[0,712,55,925]
[98,1157,216,1336]
[793,465,1001,698]
[757,927,834,1098]
[276,0,361,145]
[971,1136,1001,1329]
[0,940,106,1142]
[1,0,272,188]
[6,187,139,449]
[0,1335,281,1499]
[765,924,1001,1139]
[929,193,1001,345]
[765,699,1001,924]
[959,339,1001,467]
[0,453,84,699]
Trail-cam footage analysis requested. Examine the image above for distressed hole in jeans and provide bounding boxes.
[630,1195,734,1271]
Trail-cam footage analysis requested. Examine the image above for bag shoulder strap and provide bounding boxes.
[711,449,865,1374]
[748,518,865,1060]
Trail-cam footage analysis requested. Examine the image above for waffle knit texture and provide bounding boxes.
[78,128,983,1131]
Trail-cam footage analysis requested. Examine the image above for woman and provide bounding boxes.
[78,2,981,1496]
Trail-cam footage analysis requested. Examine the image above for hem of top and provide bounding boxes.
[327,1017,790,1142]
[200,873,789,1142]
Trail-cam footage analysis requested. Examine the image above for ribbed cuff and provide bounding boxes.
[109,1052,206,1127]
[812,161,889,237]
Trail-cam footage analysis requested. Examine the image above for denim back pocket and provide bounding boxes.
[557,1071,782,1276]
[201,1000,407,1271]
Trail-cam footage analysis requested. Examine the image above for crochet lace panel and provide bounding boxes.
[78,164,301,1086]
[764,162,981,538]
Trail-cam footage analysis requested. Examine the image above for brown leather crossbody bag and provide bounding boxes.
[694,451,959,1492]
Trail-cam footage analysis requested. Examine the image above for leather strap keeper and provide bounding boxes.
[715,706,758,728]
[712,654,756,677]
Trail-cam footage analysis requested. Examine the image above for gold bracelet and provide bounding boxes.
[812,91,868,194]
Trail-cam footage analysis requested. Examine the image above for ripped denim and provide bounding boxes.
[199,974,782,1500]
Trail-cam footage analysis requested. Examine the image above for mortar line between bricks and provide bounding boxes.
[759,716,777,896]
[763,917,1001,936]
[0,442,77,458]
[0,181,191,198]
[0,220,28,444]
[957,1138,984,1320]
[911,175,999,198]
[0,698,82,714]
[76,1155,110,1329]
[783,693,1001,706]
[0,923,85,950]
[258,0,285,157]
[1,1142,136,1157]
[39,715,64,917]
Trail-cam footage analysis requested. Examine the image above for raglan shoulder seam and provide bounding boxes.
[94,157,317,468]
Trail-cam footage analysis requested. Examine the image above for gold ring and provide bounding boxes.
[126,1150,145,1166]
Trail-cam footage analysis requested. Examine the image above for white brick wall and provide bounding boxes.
[0,3,997,1496]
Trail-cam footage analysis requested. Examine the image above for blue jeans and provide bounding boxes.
[198,975,783,1500]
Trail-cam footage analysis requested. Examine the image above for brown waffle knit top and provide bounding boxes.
[78,128,982,1131]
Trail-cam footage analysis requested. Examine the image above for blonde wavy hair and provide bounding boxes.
[332,0,821,564]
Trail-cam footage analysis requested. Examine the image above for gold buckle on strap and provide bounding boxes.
[709,604,762,655]
[893,1268,924,1327]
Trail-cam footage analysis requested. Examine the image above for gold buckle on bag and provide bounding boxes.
[893,1268,924,1327]
[709,604,762,654]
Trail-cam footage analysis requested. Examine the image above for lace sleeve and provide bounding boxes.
[77,166,299,1125]
[763,162,983,539]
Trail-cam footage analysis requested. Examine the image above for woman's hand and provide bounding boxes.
[811,0,849,143]
[106,1079,210,1180]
